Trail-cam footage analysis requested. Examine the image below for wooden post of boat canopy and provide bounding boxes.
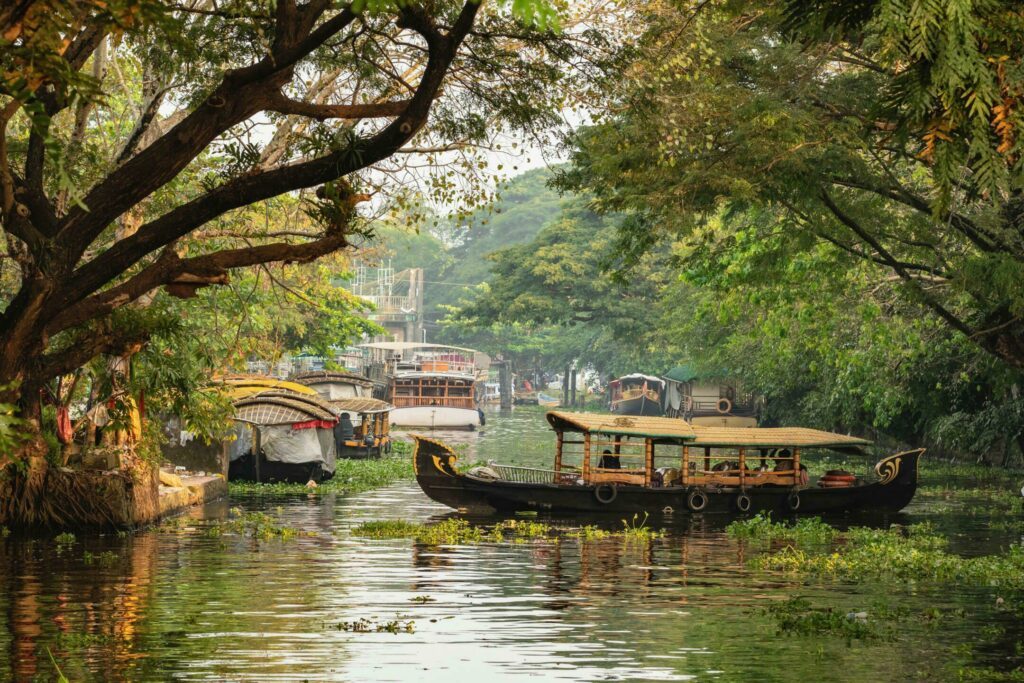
[738,447,746,489]
[704,446,711,473]
[253,427,262,483]
[793,447,801,486]
[682,445,690,485]
[582,431,592,482]
[555,430,564,475]
[644,439,653,487]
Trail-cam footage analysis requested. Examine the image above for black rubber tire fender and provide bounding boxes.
[735,492,752,513]
[687,489,708,512]
[787,491,801,511]
[594,483,618,504]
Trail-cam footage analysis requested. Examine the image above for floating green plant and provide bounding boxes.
[197,509,309,540]
[332,617,415,634]
[620,512,666,540]
[82,550,119,567]
[227,456,414,496]
[352,516,668,545]
[744,519,1024,588]
[54,531,76,546]
[727,513,838,544]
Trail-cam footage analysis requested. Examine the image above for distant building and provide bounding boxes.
[350,261,425,343]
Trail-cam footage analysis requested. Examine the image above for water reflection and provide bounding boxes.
[0,408,1020,681]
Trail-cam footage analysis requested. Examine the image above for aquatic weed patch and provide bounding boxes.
[619,512,666,541]
[747,519,1024,588]
[764,597,969,645]
[727,513,838,544]
[331,617,415,634]
[227,456,414,496]
[160,508,314,541]
[352,516,667,545]
[764,597,891,643]
[351,518,489,544]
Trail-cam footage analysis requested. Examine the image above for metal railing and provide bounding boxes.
[391,396,476,409]
[490,464,564,485]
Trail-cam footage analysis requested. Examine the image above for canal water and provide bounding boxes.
[1,407,1021,681]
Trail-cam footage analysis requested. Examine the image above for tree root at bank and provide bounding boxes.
[0,456,159,530]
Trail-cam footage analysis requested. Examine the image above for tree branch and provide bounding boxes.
[819,189,977,338]
[49,0,480,315]
[267,92,411,120]
[48,230,351,335]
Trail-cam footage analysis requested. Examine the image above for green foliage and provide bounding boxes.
[331,617,416,634]
[0,385,26,457]
[227,455,413,496]
[764,597,890,643]
[727,513,838,545]
[747,520,1024,589]
[189,509,312,542]
[552,0,1024,454]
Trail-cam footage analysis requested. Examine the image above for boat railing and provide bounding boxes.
[392,396,476,409]
[490,464,566,485]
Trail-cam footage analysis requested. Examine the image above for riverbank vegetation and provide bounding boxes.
[227,446,413,497]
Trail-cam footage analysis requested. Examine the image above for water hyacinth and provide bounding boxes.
[741,518,1024,589]
[227,456,414,497]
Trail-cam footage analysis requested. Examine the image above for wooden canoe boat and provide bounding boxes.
[413,411,923,516]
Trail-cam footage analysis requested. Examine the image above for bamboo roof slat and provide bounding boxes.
[234,402,311,426]
[215,375,318,397]
[249,390,340,417]
[291,370,374,388]
[546,411,697,440]
[330,397,394,414]
[233,393,337,425]
[689,426,872,450]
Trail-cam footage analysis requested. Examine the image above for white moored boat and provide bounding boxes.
[360,342,489,430]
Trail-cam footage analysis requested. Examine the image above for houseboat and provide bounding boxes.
[228,391,339,484]
[330,397,394,459]
[609,374,665,416]
[291,371,393,458]
[413,411,922,516]
[291,369,374,400]
[661,366,760,427]
[361,342,489,429]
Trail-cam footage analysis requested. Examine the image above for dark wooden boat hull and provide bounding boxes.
[338,444,386,459]
[611,395,664,416]
[229,453,332,484]
[413,436,922,516]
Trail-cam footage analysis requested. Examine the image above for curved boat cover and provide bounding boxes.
[233,394,337,425]
[547,411,696,441]
[291,370,374,388]
[247,390,339,418]
[612,373,665,387]
[330,397,393,414]
[216,375,318,399]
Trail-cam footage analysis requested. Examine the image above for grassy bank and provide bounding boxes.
[228,443,413,496]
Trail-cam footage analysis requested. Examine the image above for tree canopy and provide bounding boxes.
[0,0,621,430]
